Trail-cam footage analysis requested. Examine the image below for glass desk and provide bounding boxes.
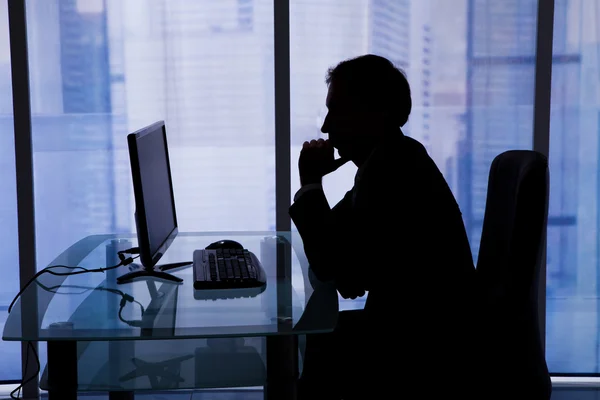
[3,231,339,400]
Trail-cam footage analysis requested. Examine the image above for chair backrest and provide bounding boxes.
[475,150,551,400]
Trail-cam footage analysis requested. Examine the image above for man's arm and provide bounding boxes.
[290,187,366,298]
[293,183,323,202]
[291,138,368,297]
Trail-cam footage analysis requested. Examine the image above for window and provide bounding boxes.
[290,0,538,309]
[546,0,600,374]
[467,0,538,260]
[0,1,21,382]
[26,0,275,273]
[4,0,598,385]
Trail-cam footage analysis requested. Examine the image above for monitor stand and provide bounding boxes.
[116,261,192,285]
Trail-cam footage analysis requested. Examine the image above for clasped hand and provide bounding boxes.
[299,139,348,186]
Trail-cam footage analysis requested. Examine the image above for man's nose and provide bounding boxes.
[320,115,329,134]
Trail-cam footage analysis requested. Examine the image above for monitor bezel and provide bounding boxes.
[127,120,179,269]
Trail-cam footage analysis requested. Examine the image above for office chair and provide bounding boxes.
[474,150,551,400]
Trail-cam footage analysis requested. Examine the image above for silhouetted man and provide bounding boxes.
[290,54,477,399]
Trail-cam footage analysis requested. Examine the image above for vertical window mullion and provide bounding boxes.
[533,0,556,352]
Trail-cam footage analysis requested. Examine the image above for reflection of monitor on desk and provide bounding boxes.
[118,279,189,389]
[140,280,179,337]
[117,121,192,285]
[116,279,179,336]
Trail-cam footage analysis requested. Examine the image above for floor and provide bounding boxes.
[551,387,600,400]
[3,389,263,400]
[0,386,598,400]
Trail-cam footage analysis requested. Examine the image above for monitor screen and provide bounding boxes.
[127,121,178,269]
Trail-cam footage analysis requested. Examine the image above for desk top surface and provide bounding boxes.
[3,231,339,342]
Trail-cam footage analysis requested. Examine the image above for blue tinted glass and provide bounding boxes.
[546,0,600,374]
[290,0,537,311]
[0,0,21,381]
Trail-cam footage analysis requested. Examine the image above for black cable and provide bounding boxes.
[37,283,145,315]
[6,249,140,398]
[37,282,146,327]
[10,341,39,400]
[119,247,140,255]
[118,300,144,327]
[7,282,144,399]
[35,278,148,328]
[8,253,138,314]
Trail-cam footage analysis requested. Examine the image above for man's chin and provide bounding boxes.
[336,147,349,160]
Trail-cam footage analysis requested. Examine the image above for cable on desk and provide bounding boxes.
[6,248,141,399]
[7,251,139,314]
[37,282,146,326]
[8,281,145,398]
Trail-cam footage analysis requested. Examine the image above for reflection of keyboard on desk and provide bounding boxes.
[193,248,267,291]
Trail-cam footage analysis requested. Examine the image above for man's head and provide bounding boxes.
[321,54,411,161]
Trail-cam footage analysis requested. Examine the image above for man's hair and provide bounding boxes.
[325,54,412,127]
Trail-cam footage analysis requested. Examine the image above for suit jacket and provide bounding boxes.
[290,132,476,373]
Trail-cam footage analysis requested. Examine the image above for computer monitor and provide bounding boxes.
[116,121,192,285]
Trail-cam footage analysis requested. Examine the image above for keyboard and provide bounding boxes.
[192,248,267,291]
